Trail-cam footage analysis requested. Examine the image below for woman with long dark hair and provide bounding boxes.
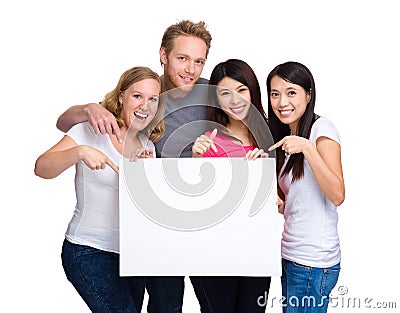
[192,59,272,313]
[267,61,345,313]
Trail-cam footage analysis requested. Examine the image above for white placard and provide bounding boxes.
[119,158,282,276]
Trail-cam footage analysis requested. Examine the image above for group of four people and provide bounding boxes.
[35,19,345,313]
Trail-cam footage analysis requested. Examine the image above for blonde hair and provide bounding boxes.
[101,66,165,142]
[160,20,212,65]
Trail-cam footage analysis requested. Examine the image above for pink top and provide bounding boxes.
[202,130,255,158]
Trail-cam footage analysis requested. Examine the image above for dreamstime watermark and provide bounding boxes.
[330,285,397,310]
[122,84,276,231]
[256,286,398,310]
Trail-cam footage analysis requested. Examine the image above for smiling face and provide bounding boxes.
[269,75,311,133]
[216,76,251,122]
[160,35,207,96]
[119,78,160,132]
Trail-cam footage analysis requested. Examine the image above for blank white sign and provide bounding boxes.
[119,158,282,277]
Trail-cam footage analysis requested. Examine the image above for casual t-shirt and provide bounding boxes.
[279,117,341,268]
[154,78,211,158]
[65,122,155,253]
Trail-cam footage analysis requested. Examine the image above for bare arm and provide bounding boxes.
[56,104,91,132]
[304,137,345,206]
[269,136,345,206]
[56,103,122,143]
[34,135,119,179]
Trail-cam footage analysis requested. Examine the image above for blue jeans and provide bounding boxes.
[146,276,184,313]
[281,259,340,313]
[62,239,146,313]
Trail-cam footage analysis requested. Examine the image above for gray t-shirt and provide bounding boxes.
[155,78,211,158]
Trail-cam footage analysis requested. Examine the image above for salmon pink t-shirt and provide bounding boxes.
[202,130,255,158]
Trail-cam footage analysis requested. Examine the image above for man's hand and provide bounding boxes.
[56,103,122,144]
[85,103,122,143]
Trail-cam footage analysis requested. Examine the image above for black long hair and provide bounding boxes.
[266,61,319,182]
[208,59,273,150]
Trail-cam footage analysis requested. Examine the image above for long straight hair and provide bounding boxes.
[208,59,272,150]
[266,61,319,182]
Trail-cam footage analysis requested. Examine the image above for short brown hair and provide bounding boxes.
[160,20,212,65]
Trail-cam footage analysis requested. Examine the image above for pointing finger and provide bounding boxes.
[268,138,285,151]
[209,129,218,152]
[209,128,218,140]
[106,158,119,174]
[111,120,122,144]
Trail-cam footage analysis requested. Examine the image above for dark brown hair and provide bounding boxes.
[208,59,272,150]
[266,61,319,182]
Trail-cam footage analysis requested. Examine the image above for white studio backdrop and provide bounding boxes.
[1,0,399,312]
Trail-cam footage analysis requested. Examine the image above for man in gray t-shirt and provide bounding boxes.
[155,79,210,158]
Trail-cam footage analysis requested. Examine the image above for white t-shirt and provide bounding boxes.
[279,117,341,268]
[65,122,155,253]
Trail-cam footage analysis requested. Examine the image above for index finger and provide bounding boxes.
[268,138,285,151]
[209,128,218,140]
[106,158,119,174]
[111,120,122,144]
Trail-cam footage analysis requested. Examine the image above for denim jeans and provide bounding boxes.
[281,258,340,313]
[62,239,146,313]
[146,276,184,313]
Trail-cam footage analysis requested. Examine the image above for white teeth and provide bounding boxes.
[231,106,245,113]
[134,112,148,118]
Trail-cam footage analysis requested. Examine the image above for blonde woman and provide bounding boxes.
[35,66,164,313]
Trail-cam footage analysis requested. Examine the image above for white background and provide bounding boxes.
[1,0,399,312]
